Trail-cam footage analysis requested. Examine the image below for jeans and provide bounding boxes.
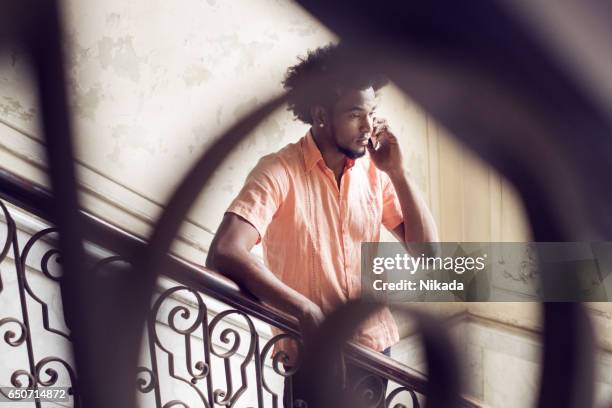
[283,348,391,408]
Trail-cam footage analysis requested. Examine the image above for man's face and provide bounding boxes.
[329,87,377,159]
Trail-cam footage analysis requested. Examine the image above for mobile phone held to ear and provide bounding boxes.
[369,131,379,150]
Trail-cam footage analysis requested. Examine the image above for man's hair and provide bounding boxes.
[282,43,388,125]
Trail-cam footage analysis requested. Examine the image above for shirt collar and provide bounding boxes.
[304,130,357,172]
[304,130,323,171]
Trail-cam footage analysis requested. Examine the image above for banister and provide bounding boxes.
[0,165,485,407]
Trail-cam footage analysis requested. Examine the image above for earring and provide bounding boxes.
[319,123,324,128]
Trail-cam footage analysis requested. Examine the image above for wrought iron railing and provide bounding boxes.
[0,169,484,407]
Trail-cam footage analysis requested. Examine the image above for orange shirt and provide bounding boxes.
[226,130,402,362]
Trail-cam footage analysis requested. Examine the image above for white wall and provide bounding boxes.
[392,315,612,408]
[0,0,531,262]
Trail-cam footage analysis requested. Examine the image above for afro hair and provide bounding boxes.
[282,43,388,125]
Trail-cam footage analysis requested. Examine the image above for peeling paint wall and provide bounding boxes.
[59,0,330,208]
[0,0,530,251]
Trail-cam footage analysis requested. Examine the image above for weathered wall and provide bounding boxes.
[394,316,612,408]
[0,0,530,259]
[3,0,610,406]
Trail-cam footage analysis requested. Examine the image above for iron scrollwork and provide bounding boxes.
[0,202,79,406]
[19,228,71,340]
[209,309,261,407]
[0,318,28,347]
[0,370,34,401]
[149,285,211,408]
[0,198,435,408]
[136,366,157,395]
[260,333,304,408]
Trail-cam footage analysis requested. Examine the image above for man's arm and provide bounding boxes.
[206,212,324,341]
[367,120,439,251]
[388,171,439,244]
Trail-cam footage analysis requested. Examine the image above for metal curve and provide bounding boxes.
[136,366,157,394]
[0,317,28,347]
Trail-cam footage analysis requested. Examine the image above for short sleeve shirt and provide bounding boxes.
[226,131,402,361]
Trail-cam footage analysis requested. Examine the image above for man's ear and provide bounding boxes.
[310,105,328,127]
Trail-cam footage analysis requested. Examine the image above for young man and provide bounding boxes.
[206,44,438,406]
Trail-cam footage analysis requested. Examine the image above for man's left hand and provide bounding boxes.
[367,118,404,176]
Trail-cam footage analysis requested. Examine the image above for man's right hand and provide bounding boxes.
[297,300,325,345]
[208,214,327,347]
